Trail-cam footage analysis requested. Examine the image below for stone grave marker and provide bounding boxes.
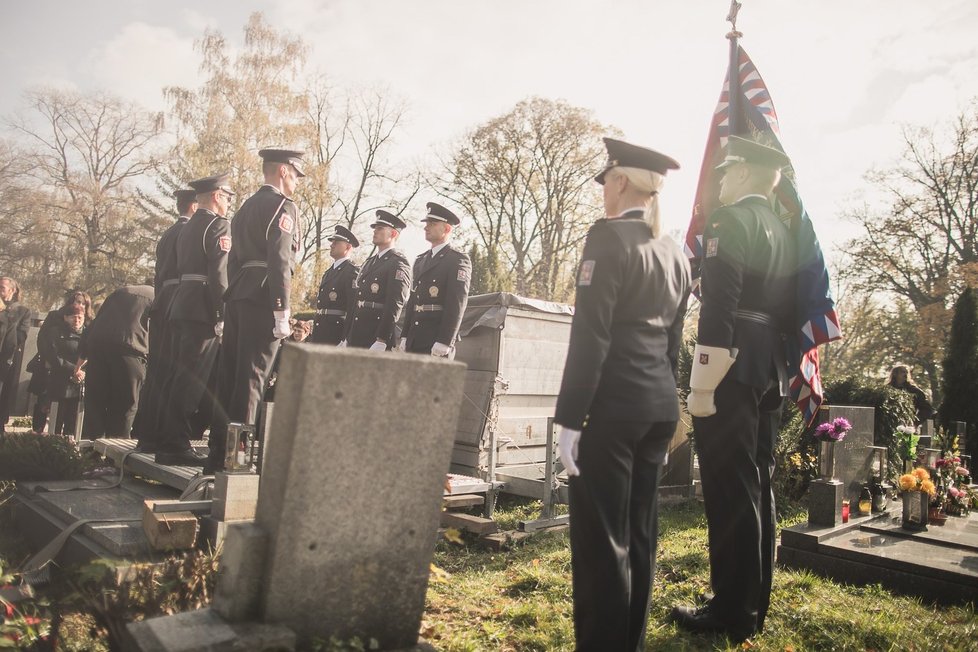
[826,405,877,508]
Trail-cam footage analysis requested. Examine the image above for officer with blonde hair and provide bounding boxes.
[555,137,691,650]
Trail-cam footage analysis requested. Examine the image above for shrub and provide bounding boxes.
[0,433,86,481]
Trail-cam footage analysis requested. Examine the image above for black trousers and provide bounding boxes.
[82,351,147,439]
[692,376,781,635]
[131,309,174,448]
[157,320,220,454]
[569,418,674,652]
[210,299,277,467]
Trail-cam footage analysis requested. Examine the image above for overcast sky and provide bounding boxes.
[2,0,977,270]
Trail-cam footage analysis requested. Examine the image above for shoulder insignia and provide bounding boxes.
[279,212,294,234]
[457,268,470,283]
[577,260,595,286]
[218,235,232,253]
[705,237,719,258]
[395,269,410,283]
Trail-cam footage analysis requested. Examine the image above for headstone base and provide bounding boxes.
[808,479,844,527]
[124,607,295,652]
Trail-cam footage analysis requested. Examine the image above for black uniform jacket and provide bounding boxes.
[402,244,472,350]
[80,285,154,358]
[168,208,230,326]
[555,211,691,431]
[697,195,797,392]
[225,185,299,312]
[41,319,83,400]
[310,259,360,345]
[346,248,411,348]
[0,302,30,378]
[152,216,189,316]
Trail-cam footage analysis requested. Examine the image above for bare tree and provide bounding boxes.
[840,99,978,402]
[5,88,164,299]
[437,97,615,302]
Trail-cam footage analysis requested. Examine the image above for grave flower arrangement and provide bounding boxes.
[897,467,936,497]
[813,417,851,442]
[894,425,919,464]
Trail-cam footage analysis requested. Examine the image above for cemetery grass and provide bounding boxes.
[425,497,977,651]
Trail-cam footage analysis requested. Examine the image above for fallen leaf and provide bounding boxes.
[443,528,464,545]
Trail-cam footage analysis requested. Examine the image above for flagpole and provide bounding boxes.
[726,0,744,136]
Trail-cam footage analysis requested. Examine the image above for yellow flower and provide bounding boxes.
[898,474,917,491]
[920,479,937,497]
[912,468,930,481]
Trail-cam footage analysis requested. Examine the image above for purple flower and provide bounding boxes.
[814,417,852,442]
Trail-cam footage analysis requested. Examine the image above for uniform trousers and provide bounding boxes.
[156,320,220,454]
[131,308,173,448]
[209,299,276,468]
[569,418,675,652]
[692,375,782,635]
[82,350,147,439]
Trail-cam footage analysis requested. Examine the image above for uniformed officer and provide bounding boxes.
[132,188,198,453]
[155,174,234,466]
[670,136,796,642]
[309,225,360,345]
[208,148,303,471]
[554,138,689,651]
[400,203,471,357]
[77,284,155,439]
[343,210,411,351]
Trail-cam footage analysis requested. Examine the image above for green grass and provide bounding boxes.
[425,498,977,651]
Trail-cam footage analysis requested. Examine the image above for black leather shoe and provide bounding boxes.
[133,442,158,454]
[155,449,207,466]
[670,604,754,642]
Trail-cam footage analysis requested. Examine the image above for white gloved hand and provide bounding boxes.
[337,340,347,348]
[214,321,224,338]
[431,341,452,357]
[557,426,582,477]
[397,337,407,352]
[272,310,291,339]
[687,344,738,417]
[369,340,387,352]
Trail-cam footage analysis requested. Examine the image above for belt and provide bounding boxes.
[162,279,180,288]
[316,309,347,316]
[357,301,384,310]
[242,261,267,269]
[180,274,208,282]
[735,309,776,328]
[415,304,443,312]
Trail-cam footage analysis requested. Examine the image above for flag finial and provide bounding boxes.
[726,0,743,38]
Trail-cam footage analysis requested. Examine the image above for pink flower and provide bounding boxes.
[955,466,970,477]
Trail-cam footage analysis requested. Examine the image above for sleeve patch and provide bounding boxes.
[279,212,294,234]
[218,235,232,252]
[699,353,710,364]
[457,268,470,283]
[395,269,410,283]
[577,260,595,286]
[705,237,719,258]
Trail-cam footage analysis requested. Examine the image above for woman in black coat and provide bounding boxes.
[27,291,94,432]
[40,303,88,435]
[0,277,32,434]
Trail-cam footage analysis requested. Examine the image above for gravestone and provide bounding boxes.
[813,405,876,510]
[226,345,466,649]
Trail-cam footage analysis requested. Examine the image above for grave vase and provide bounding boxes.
[901,491,928,530]
[818,439,837,481]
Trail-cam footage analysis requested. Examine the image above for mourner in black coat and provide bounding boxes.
[155,175,233,466]
[672,136,798,642]
[310,225,360,345]
[78,284,154,440]
[344,210,411,351]
[554,138,689,651]
[0,277,31,434]
[131,189,197,452]
[40,305,87,436]
[209,149,304,472]
[400,203,471,357]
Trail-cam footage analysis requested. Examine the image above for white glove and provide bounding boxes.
[272,310,291,339]
[558,427,581,477]
[431,341,451,357]
[397,337,407,352]
[369,340,387,352]
[687,344,738,417]
[214,321,224,338]
[337,340,347,348]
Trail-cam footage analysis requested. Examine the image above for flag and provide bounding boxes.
[685,42,842,425]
